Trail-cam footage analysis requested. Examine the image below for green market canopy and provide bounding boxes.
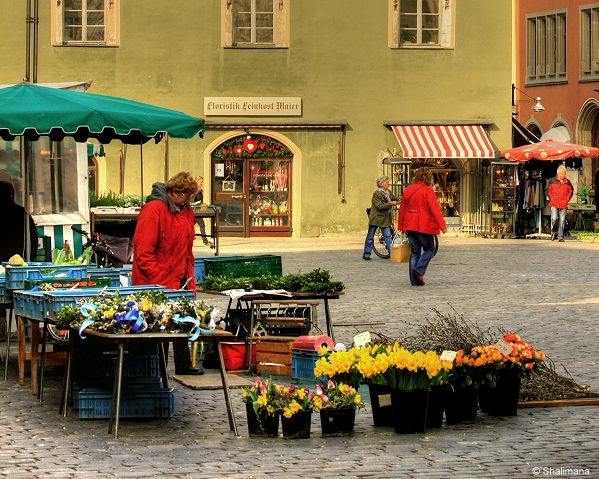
[0,82,204,144]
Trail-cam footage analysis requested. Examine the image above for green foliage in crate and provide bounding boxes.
[90,190,144,207]
[200,268,344,294]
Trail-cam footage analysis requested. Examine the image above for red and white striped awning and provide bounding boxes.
[391,124,495,159]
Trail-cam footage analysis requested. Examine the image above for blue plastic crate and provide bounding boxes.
[42,285,166,320]
[194,257,205,284]
[0,278,9,304]
[72,377,163,409]
[78,387,174,419]
[83,353,161,379]
[292,349,327,382]
[12,290,45,320]
[5,264,90,290]
[163,289,195,301]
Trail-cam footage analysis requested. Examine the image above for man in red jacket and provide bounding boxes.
[132,171,202,374]
[397,167,446,286]
[547,165,573,242]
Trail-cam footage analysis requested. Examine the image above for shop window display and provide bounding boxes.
[411,159,460,218]
[248,159,290,230]
[482,161,517,236]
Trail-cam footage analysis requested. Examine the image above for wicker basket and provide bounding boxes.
[390,233,410,263]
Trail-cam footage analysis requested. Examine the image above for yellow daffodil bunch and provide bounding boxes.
[241,377,277,416]
[314,347,363,388]
[355,343,451,390]
[312,380,365,411]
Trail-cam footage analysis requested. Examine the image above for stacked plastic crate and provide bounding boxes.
[72,339,174,420]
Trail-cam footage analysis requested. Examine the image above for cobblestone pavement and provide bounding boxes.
[1,236,598,478]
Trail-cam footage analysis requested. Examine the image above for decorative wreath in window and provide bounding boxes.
[212,135,293,159]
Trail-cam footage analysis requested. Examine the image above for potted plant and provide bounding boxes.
[482,334,545,416]
[272,384,314,439]
[445,345,501,424]
[355,343,393,427]
[360,343,450,434]
[313,380,364,437]
[241,377,279,437]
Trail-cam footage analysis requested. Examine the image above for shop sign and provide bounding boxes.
[204,97,302,116]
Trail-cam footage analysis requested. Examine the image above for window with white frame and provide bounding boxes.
[52,0,119,46]
[389,0,454,49]
[581,5,599,81]
[526,11,567,85]
[222,0,289,48]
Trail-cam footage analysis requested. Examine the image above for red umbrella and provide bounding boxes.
[500,139,599,161]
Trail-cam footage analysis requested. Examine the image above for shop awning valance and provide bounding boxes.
[391,124,495,159]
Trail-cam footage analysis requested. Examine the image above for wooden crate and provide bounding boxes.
[254,336,294,377]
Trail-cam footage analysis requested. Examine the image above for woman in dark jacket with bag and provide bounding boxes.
[362,175,399,260]
[397,167,446,286]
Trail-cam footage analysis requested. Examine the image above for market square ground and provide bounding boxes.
[1,236,598,478]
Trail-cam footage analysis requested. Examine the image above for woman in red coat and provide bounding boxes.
[132,171,202,374]
[397,167,446,286]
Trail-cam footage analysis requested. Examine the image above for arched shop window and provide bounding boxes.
[411,158,460,218]
[211,134,293,237]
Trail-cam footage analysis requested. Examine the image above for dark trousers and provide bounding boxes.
[163,341,193,372]
[407,231,436,285]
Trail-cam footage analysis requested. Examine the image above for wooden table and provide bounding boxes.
[59,328,237,438]
[91,206,221,256]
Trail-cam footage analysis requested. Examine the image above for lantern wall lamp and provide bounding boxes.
[512,83,544,115]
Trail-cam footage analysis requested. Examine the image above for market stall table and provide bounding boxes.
[202,289,344,343]
[60,328,237,438]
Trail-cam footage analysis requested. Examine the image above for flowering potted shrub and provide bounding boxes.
[241,377,279,437]
[271,384,314,439]
[313,380,364,437]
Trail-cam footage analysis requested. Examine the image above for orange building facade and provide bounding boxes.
[515,0,599,187]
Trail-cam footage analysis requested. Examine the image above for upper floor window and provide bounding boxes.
[222,0,289,48]
[580,5,599,81]
[389,0,454,49]
[526,11,567,85]
[52,0,119,47]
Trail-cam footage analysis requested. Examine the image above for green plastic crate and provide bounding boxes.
[203,254,282,278]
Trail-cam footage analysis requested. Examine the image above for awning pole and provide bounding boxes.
[140,139,144,201]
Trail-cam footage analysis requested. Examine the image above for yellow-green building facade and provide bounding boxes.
[0,1,513,239]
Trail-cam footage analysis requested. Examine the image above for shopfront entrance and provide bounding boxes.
[211,135,293,237]
[411,158,461,228]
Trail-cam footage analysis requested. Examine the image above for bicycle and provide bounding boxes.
[71,226,134,268]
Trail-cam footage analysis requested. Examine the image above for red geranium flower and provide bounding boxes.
[221,149,227,155]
